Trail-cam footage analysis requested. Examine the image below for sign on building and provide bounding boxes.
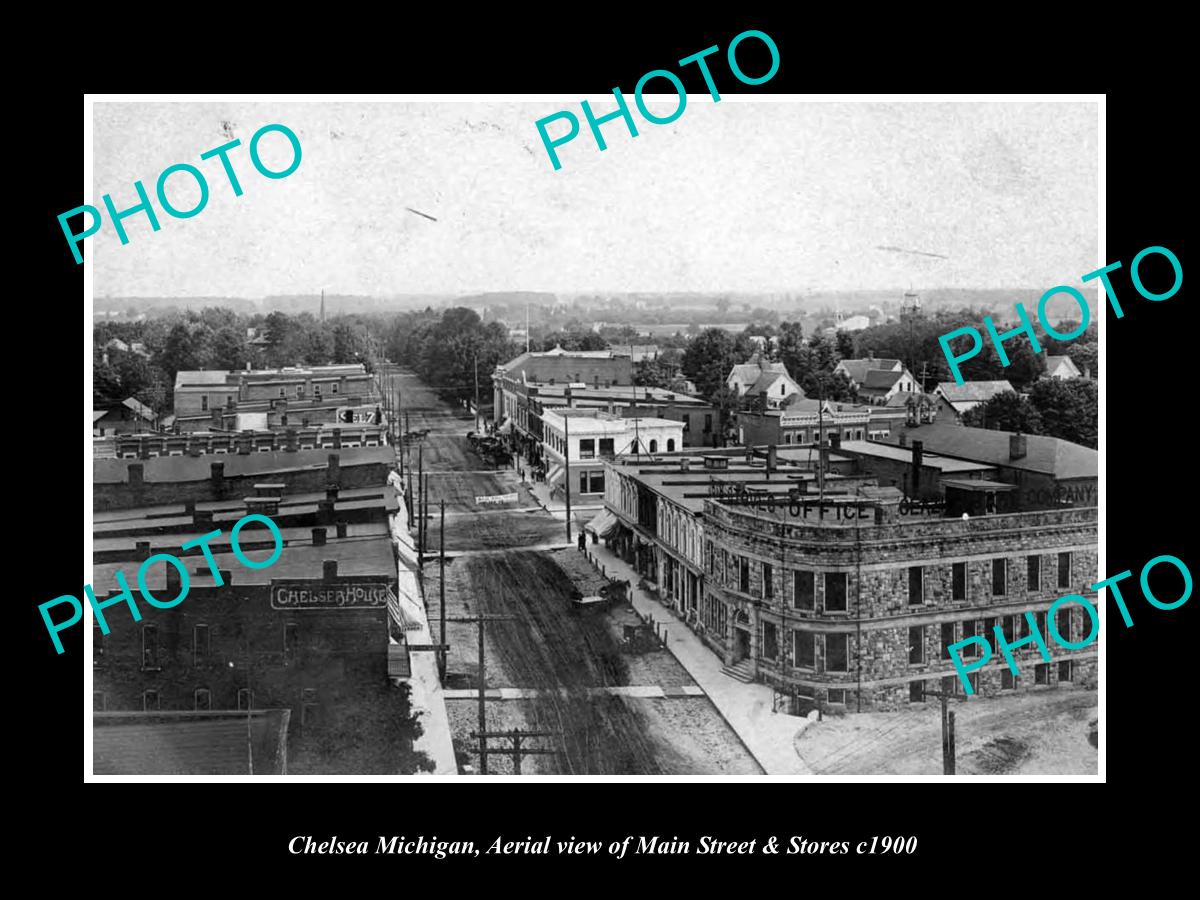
[271,581,392,610]
[336,405,382,424]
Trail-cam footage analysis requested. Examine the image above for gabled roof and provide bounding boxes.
[896,424,1096,480]
[122,397,156,420]
[745,371,796,396]
[729,363,762,384]
[936,380,1015,404]
[862,369,907,390]
[92,410,108,423]
[1045,355,1081,375]
[837,358,901,384]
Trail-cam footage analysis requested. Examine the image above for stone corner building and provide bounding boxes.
[700,496,1097,712]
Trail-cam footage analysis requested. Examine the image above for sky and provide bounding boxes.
[92,99,1099,297]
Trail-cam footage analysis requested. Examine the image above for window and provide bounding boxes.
[279,388,286,397]
[983,617,997,649]
[762,622,778,661]
[739,557,750,593]
[599,437,614,456]
[649,439,658,453]
[1001,615,1016,647]
[1000,669,1016,690]
[238,688,253,711]
[142,624,160,671]
[1059,660,1074,683]
[589,471,605,493]
[941,622,956,659]
[93,622,105,664]
[297,385,305,398]
[667,438,675,452]
[194,688,211,711]
[763,563,774,599]
[992,558,1007,596]
[143,690,159,711]
[284,622,300,662]
[201,394,208,411]
[193,624,210,666]
[579,438,595,459]
[1017,613,1030,646]
[1034,663,1050,686]
[1056,607,1072,644]
[793,631,815,669]
[908,566,924,605]
[793,571,815,611]
[332,383,338,393]
[968,672,980,694]
[704,414,712,433]
[579,471,588,494]
[827,689,847,705]
[1058,552,1071,589]
[93,691,106,712]
[908,625,925,665]
[1027,555,1041,591]
[825,633,849,672]
[962,620,979,657]
[909,680,926,703]
[824,572,848,612]
[952,562,966,601]
[1035,610,1047,642]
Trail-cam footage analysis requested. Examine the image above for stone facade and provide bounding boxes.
[700,501,1098,711]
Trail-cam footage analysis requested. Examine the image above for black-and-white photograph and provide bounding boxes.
[87,98,1099,777]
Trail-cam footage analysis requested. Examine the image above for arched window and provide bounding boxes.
[649,439,658,453]
[667,438,675,452]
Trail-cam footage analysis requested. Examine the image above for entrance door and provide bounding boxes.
[734,627,752,663]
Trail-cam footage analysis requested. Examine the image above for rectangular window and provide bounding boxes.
[193,624,210,666]
[908,626,925,665]
[194,688,211,711]
[1035,610,1047,642]
[1056,607,1072,644]
[579,470,588,494]
[704,414,712,433]
[201,394,208,411]
[332,383,338,393]
[589,471,605,493]
[284,622,300,663]
[762,621,778,661]
[1017,613,1031,646]
[579,438,595,459]
[909,680,926,703]
[1035,663,1050,686]
[93,691,106,712]
[794,631,815,669]
[983,617,997,649]
[941,622,957,659]
[1001,669,1016,690]
[825,633,849,672]
[793,571,815,611]
[739,557,750,593]
[908,566,924,605]
[143,690,159,711]
[1059,660,1074,682]
[763,563,774,599]
[824,572,848,612]
[952,562,966,601]
[1058,552,1072,589]
[962,620,979,657]
[827,689,847,705]
[142,624,160,671]
[599,437,614,456]
[992,558,1007,596]
[1002,615,1016,646]
[238,688,253,711]
[1027,555,1041,591]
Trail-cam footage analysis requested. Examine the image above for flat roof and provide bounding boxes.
[838,440,995,473]
[95,445,392,485]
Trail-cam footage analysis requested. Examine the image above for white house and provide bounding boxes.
[726,352,802,408]
[539,408,684,498]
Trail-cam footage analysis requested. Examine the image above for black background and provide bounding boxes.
[18,12,1191,878]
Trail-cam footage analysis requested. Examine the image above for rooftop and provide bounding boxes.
[935,380,1016,404]
[837,358,902,384]
[94,445,392,485]
[892,424,1097,480]
[93,710,290,775]
[838,440,996,473]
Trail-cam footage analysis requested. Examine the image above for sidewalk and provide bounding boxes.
[521,474,605,525]
[586,541,814,775]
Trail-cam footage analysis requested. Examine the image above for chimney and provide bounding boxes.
[210,461,225,487]
[680,458,690,473]
[1010,432,1027,461]
[194,509,215,528]
[911,439,924,495]
[135,540,151,560]
[829,432,842,450]
[318,498,336,524]
[327,453,341,484]
[898,432,908,448]
[184,499,196,517]
[326,484,340,501]
[336,521,348,539]
[323,560,338,580]
[165,563,182,592]
[128,463,144,490]
[332,428,343,449]
[312,527,327,546]
[286,428,298,452]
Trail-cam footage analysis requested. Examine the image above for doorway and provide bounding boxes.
[733,627,752,663]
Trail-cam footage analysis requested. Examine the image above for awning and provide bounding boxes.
[497,418,513,435]
[585,508,618,539]
[386,585,425,632]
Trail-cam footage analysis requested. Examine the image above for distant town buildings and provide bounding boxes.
[726,352,802,409]
[93,397,158,436]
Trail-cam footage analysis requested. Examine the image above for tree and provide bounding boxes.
[210,325,250,370]
[715,297,731,318]
[680,328,752,402]
[835,330,856,360]
[1028,377,1097,448]
[962,391,1043,433]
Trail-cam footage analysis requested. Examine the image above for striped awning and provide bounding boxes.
[386,585,424,632]
[586,508,618,539]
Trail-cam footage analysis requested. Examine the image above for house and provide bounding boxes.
[856,367,920,405]
[933,380,1016,422]
[93,397,158,436]
[833,356,903,388]
[539,408,684,499]
[1044,355,1083,380]
[726,352,802,408]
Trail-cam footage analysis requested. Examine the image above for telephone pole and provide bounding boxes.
[563,412,572,543]
[438,499,447,680]
[447,615,516,775]
[468,728,558,774]
[925,686,957,775]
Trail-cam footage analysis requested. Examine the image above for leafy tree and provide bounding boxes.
[776,321,805,378]
[1028,377,1097,448]
[962,391,1043,433]
[835,330,856,360]
[210,325,249,370]
[680,328,752,401]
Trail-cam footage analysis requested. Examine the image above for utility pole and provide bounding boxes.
[563,412,572,543]
[925,686,957,775]
[468,728,558,774]
[417,444,424,572]
[439,499,447,680]
[473,351,481,433]
[447,615,516,775]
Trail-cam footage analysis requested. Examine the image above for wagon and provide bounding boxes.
[569,594,614,615]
